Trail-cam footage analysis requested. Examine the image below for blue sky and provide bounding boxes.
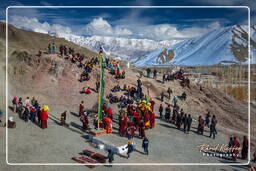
[0,0,255,41]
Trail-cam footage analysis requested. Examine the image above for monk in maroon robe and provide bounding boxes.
[80,114,89,130]
[150,113,156,129]
[138,120,145,138]
[119,116,128,137]
[241,136,248,160]
[150,100,155,112]
[232,136,240,161]
[79,101,84,116]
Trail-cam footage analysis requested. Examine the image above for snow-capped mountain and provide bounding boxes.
[134,25,256,66]
[55,32,181,61]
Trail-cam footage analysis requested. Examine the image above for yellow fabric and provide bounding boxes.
[43,105,49,111]
[145,121,150,127]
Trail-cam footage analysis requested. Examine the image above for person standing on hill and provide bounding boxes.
[146,68,151,78]
[162,74,165,84]
[165,105,171,121]
[79,101,84,117]
[153,69,157,80]
[12,96,18,112]
[48,43,51,54]
[167,87,172,100]
[96,81,100,93]
[205,112,211,128]
[172,96,178,107]
[159,104,163,119]
[160,91,164,102]
[209,115,217,139]
[52,43,56,54]
[142,137,149,155]
[186,114,193,134]
[23,105,30,122]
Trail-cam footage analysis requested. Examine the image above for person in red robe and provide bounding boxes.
[241,136,248,160]
[80,113,89,130]
[104,117,112,134]
[106,107,113,120]
[119,116,128,137]
[138,120,145,138]
[144,113,150,129]
[197,116,205,135]
[150,113,156,129]
[40,109,48,129]
[232,136,240,161]
[79,101,84,116]
[133,111,140,131]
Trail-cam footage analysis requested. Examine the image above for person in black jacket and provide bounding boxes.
[107,149,114,167]
[159,104,163,119]
[186,114,193,134]
[183,114,188,133]
[142,137,149,155]
[165,105,171,121]
[126,140,134,159]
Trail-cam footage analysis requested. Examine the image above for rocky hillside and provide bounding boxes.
[0,22,99,58]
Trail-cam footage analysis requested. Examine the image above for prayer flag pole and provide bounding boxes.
[97,47,105,129]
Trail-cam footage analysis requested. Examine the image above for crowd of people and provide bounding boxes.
[11,96,49,129]
[7,43,254,165]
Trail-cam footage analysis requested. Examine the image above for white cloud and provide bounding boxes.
[80,17,133,36]
[9,15,222,41]
[9,15,72,35]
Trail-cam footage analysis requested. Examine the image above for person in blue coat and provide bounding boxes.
[142,136,149,155]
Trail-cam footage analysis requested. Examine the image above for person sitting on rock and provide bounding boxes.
[5,116,16,128]
[179,92,187,101]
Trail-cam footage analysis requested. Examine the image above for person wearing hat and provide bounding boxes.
[40,107,49,129]
[126,140,134,159]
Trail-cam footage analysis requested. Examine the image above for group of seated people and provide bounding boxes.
[111,84,122,92]
[79,70,90,82]
[180,77,190,88]
[107,60,125,80]
[106,93,134,107]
